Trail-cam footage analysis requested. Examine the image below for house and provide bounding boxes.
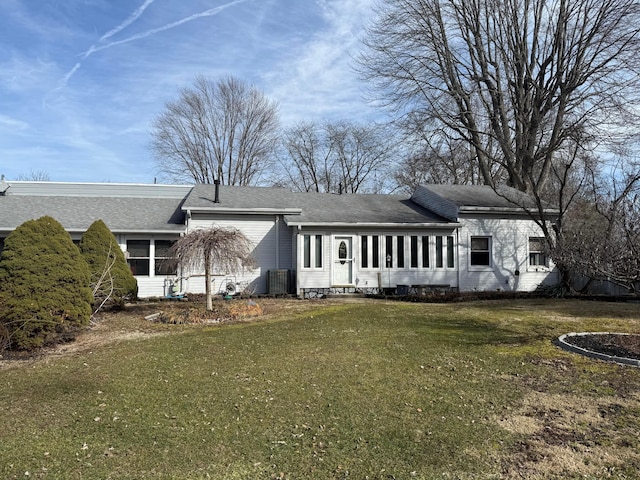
[0,180,559,297]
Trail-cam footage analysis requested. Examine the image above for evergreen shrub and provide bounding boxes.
[0,216,93,350]
[79,220,138,308]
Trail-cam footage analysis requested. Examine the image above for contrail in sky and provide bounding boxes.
[82,0,249,57]
[99,0,156,43]
[55,0,249,91]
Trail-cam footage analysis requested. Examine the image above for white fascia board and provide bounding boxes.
[186,207,303,215]
[459,206,560,216]
[284,221,462,228]
[80,229,185,235]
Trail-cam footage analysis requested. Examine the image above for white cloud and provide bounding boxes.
[0,114,29,132]
[264,0,378,124]
[0,0,383,182]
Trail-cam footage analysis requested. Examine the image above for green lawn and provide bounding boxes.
[2,298,640,479]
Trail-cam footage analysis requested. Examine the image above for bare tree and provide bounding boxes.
[151,75,280,185]
[277,120,395,193]
[360,0,640,288]
[361,0,640,191]
[168,227,256,310]
[394,134,500,193]
[555,158,640,294]
[16,170,50,181]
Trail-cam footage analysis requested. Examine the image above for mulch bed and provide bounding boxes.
[564,333,640,360]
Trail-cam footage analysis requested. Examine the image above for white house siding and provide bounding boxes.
[457,216,558,292]
[186,213,293,295]
[295,227,460,295]
[294,230,333,292]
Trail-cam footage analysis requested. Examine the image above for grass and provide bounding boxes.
[2,298,640,479]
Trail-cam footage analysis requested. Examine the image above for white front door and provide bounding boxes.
[333,236,353,285]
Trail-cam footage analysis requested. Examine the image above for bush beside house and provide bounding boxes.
[0,216,93,351]
[79,219,138,308]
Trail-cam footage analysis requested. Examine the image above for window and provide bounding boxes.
[436,236,444,268]
[410,236,419,268]
[470,236,491,266]
[315,235,322,268]
[435,235,455,268]
[303,234,323,269]
[396,236,405,268]
[361,236,368,268]
[385,235,393,267]
[447,236,455,268]
[360,235,381,269]
[155,240,177,275]
[421,236,429,268]
[372,236,380,268]
[529,237,548,267]
[127,240,150,276]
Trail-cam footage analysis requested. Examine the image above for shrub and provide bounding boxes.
[0,216,93,350]
[79,220,138,309]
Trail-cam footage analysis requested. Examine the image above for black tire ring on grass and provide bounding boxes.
[555,332,640,368]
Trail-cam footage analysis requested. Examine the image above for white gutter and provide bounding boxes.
[459,206,560,216]
[185,207,302,215]
[284,221,462,228]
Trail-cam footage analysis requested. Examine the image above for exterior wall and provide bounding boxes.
[457,215,558,292]
[295,227,460,296]
[184,213,293,295]
[116,234,183,298]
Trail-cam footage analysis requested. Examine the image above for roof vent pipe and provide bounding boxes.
[214,179,220,203]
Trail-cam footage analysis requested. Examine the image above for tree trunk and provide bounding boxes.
[204,251,212,311]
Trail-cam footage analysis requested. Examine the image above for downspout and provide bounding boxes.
[456,227,461,291]
[296,225,302,297]
[275,215,280,269]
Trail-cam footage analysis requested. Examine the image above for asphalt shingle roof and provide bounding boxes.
[0,183,188,233]
[183,184,452,225]
[424,184,539,209]
[0,181,550,234]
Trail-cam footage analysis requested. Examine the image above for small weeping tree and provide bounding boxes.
[168,227,256,310]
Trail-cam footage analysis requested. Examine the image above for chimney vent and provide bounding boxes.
[214,179,220,203]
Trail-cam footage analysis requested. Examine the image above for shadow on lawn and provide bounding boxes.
[408,315,549,348]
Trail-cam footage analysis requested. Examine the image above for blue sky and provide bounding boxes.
[0,0,380,183]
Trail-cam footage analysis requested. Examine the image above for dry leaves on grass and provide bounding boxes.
[495,387,640,478]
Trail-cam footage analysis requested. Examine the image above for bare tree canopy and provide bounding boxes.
[360,0,640,195]
[151,75,280,185]
[394,136,497,193]
[16,170,50,181]
[168,227,256,310]
[277,120,395,194]
[555,158,640,293]
[360,0,640,290]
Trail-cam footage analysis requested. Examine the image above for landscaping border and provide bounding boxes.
[555,332,640,367]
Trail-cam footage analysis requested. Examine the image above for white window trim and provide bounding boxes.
[359,234,383,271]
[126,237,179,277]
[527,236,550,272]
[469,235,493,271]
[301,233,324,270]
[435,235,456,270]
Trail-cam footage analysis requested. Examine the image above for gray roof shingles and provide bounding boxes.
[1,182,544,234]
[423,184,538,209]
[0,195,186,233]
[183,184,452,225]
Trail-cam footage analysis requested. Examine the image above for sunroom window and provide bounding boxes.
[303,234,323,269]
